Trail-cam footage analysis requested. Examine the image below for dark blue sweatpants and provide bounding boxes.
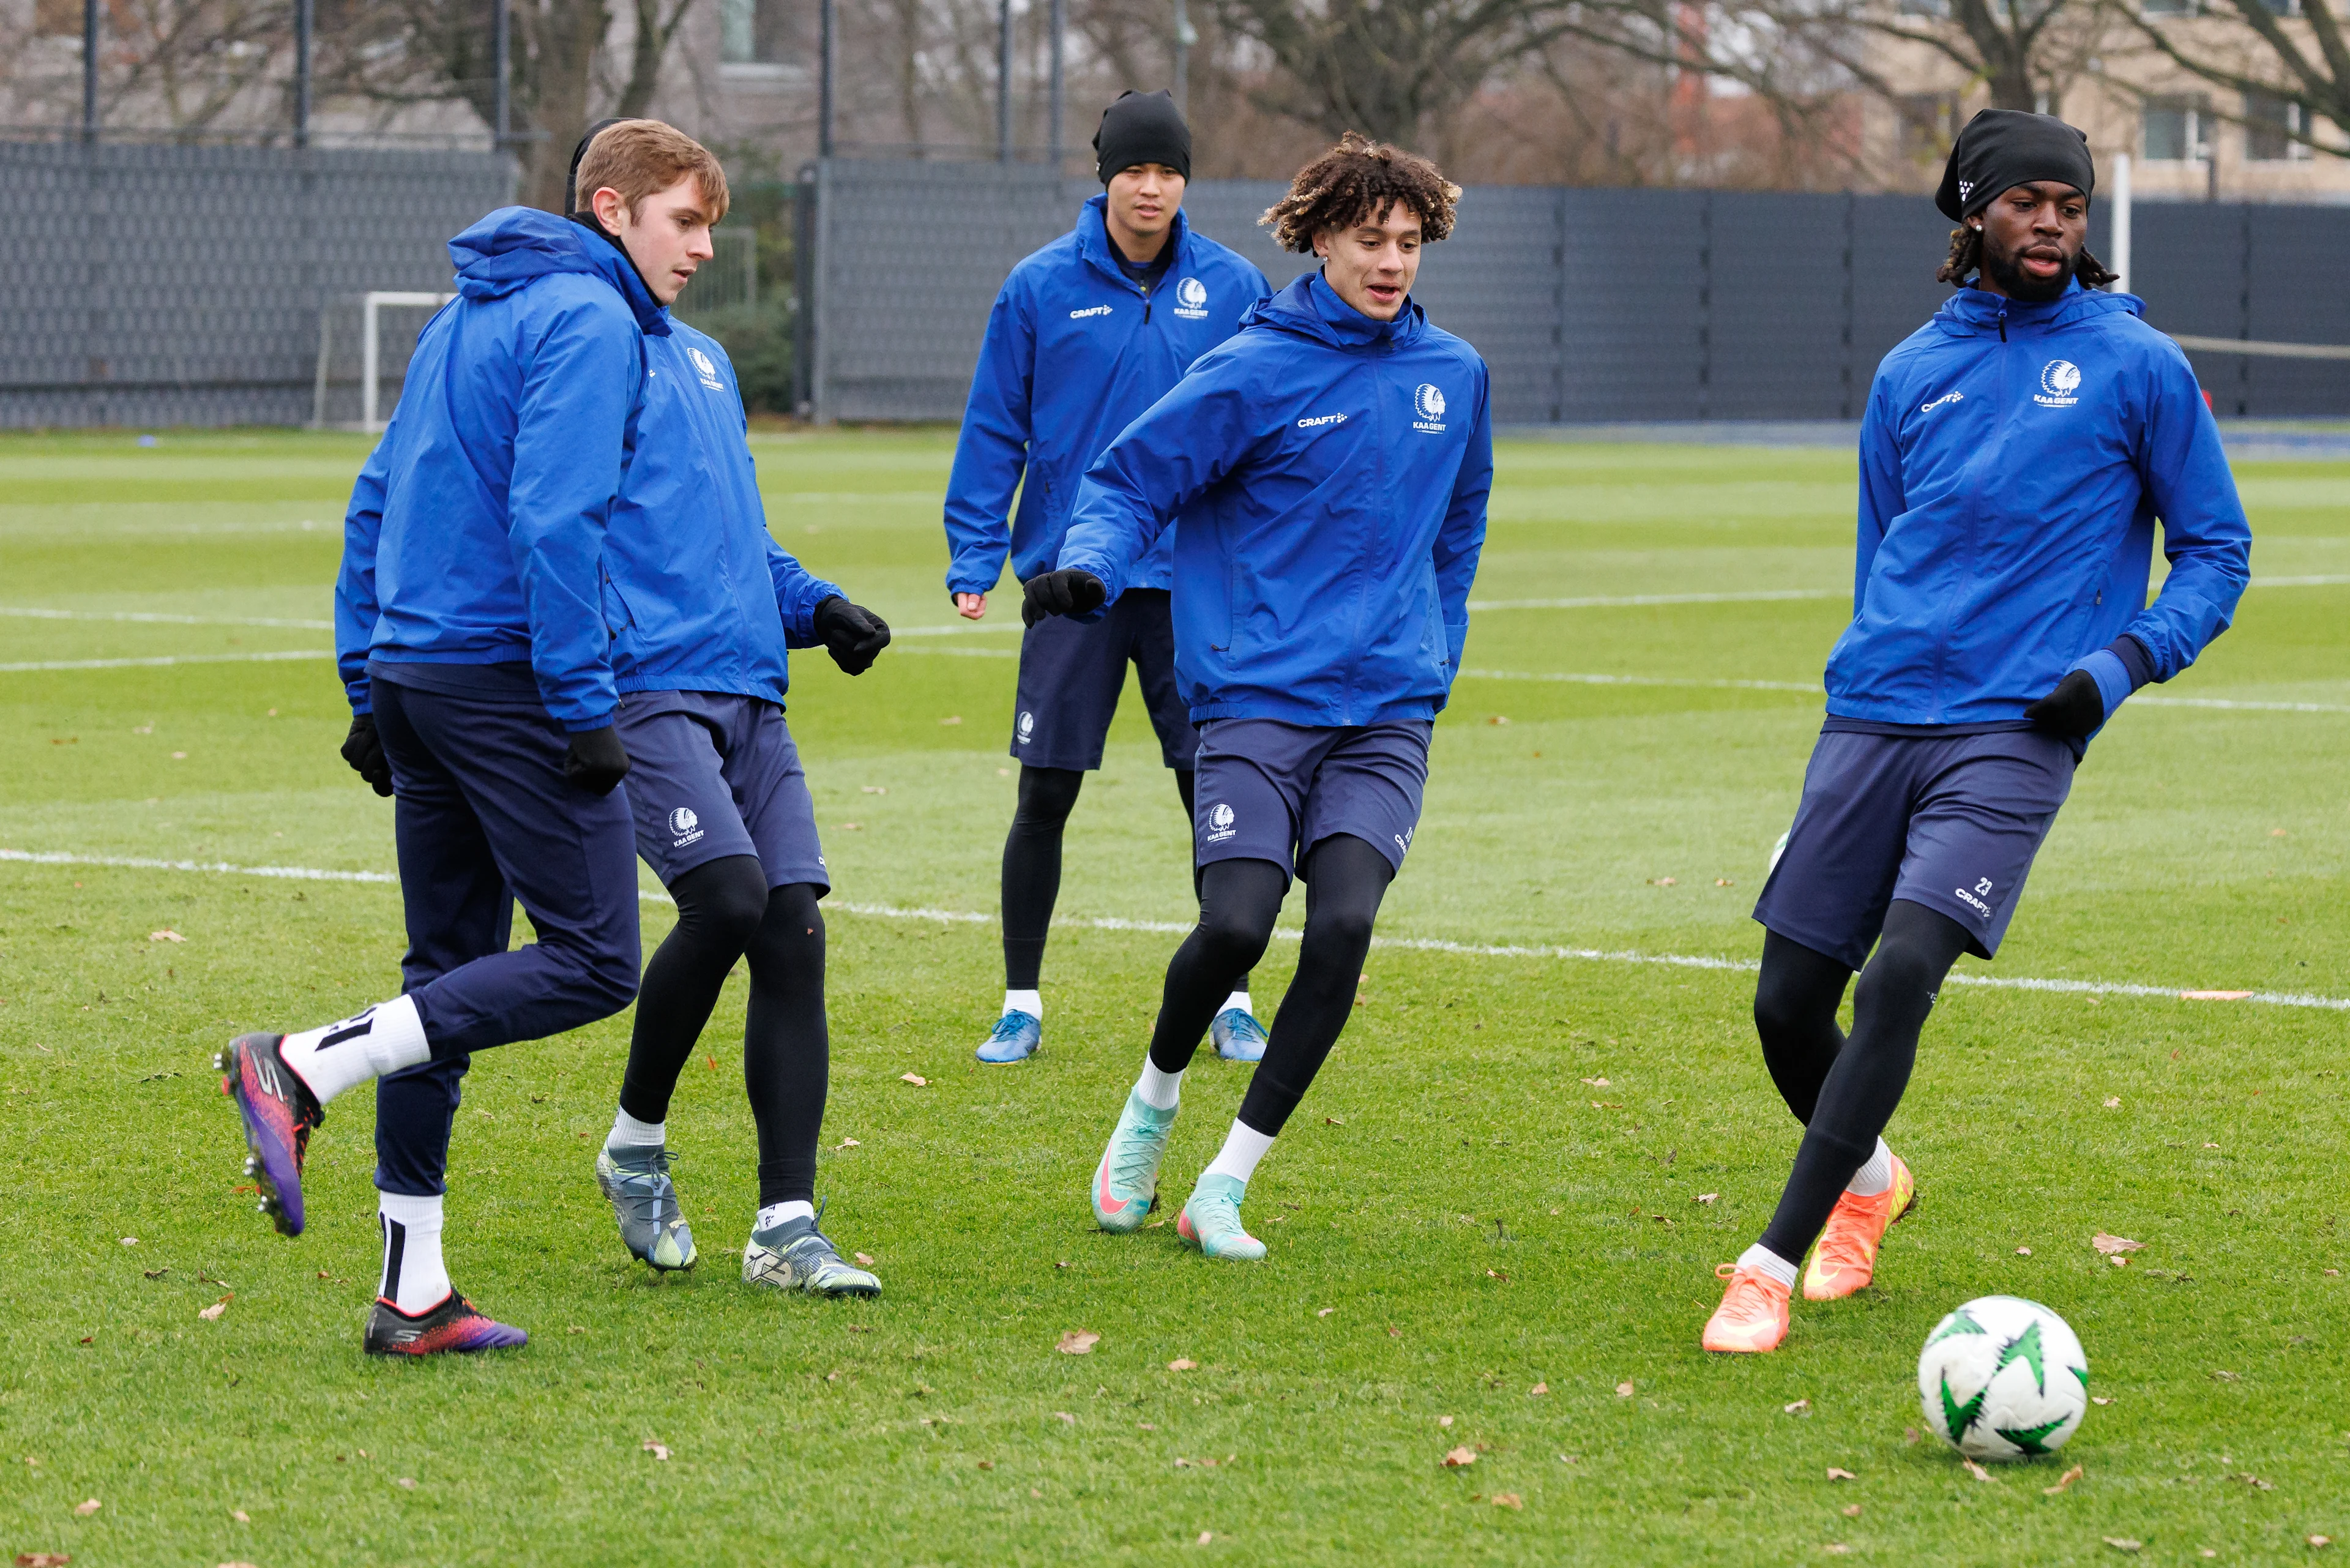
[368,675,642,1197]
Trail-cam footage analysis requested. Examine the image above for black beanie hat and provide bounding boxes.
[564,118,629,216]
[1936,108,2095,221]
[1093,90,1191,184]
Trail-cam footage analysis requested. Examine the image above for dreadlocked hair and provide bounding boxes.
[1938,225,2120,289]
[1261,132,1460,253]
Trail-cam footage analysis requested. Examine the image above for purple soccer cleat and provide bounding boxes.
[364,1292,530,1356]
[215,1031,324,1238]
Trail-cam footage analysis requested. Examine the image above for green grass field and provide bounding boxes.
[2,427,2346,1566]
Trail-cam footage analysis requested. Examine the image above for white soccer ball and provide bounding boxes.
[1917,1295,2089,1462]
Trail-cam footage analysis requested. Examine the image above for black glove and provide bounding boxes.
[563,725,632,795]
[1021,569,1106,627]
[2023,668,2105,739]
[813,596,891,676]
[340,714,394,797]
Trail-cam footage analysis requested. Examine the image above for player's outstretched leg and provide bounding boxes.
[729,883,879,1298]
[1176,836,1392,1261]
[1093,857,1283,1232]
[364,1191,527,1354]
[216,995,429,1237]
[599,856,776,1272]
[982,766,1082,1062]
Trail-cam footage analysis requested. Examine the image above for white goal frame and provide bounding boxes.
[311,291,457,433]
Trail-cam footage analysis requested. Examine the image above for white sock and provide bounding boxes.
[1003,989,1042,1020]
[1737,1243,1799,1289]
[606,1109,666,1150]
[1221,990,1252,1017]
[1846,1138,1894,1198]
[1135,1057,1183,1112]
[1202,1120,1275,1185]
[755,1200,815,1235]
[379,1192,450,1315]
[280,993,428,1104]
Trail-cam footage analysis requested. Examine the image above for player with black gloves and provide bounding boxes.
[1703,110,2251,1354]
[217,126,722,1357]
[565,121,893,1301]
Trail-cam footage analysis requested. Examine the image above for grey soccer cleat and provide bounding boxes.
[742,1203,881,1299]
[594,1143,698,1272]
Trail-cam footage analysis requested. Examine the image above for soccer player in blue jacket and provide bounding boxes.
[1704,110,2252,1353]
[212,127,696,1356]
[1029,134,1491,1259]
[943,91,1272,1066]
[556,122,894,1300]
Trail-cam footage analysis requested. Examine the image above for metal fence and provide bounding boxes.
[799,159,2350,424]
[0,142,513,428]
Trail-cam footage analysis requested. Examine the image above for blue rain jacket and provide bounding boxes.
[942,196,1270,596]
[1057,272,1492,727]
[602,317,841,703]
[335,207,666,731]
[1827,280,2250,730]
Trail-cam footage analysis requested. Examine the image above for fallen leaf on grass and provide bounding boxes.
[2092,1234,2144,1256]
[641,1440,670,1461]
[1826,1467,1856,1481]
[2104,1539,2143,1554]
[2103,1097,2122,1108]
[854,1253,876,1267]
[1964,1460,1995,1483]
[861,786,888,795]
[899,1073,928,1087]
[1056,1330,1100,1356]
[73,1501,101,1518]
[1904,1427,1920,1446]
[977,1459,994,1470]
[2109,1256,2130,1269]
[1824,1546,1852,1557]
[2092,1397,2113,1406]
[17,1552,73,1567]
[2205,1143,2221,1151]
[1842,1504,1862,1518]
[1486,715,1510,726]
[2327,1269,2341,1278]
[1580,1077,1610,1088]
[2043,1465,2085,1495]
[835,1138,860,1150]
[1487,1270,1511,1283]
[148,930,184,943]
[1442,1447,1479,1468]
[1648,877,1677,887]
[231,1510,250,1523]
[394,1477,416,1490]
[2211,1370,2241,1383]
[2311,1536,2334,1548]
[1316,1307,1335,1318]
[2236,1472,2272,1490]
[1695,1193,1717,1205]
[1491,1493,1523,1510]
[938,715,963,726]
[1324,1114,1346,1126]
[198,1295,231,1321]
[2180,990,2253,1002]
[1784,1399,1810,1416]
[2016,1246,2033,1256]
[1053,1413,1075,1426]
[1438,1416,1454,1428]
[1616,1381,1635,1398]
[1529,1382,1548,1397]
[1196,1533,1212,1547]
[1168,1358,1198,1372]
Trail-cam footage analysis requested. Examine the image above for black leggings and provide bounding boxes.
[1753,900,1971,1263]
[1146,834,1393,1137]
[619,856,828,1208]
[1000,763,1220,991]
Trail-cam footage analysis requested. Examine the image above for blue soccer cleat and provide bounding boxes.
[977,1010,1042,1064]
[1210,1007,1268,1062]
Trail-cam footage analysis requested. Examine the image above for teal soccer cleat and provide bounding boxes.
[595,1143,698,1272]
[1091,1090,1176,1233]
[977,1010,1042,1064]
[1210,1007,1268,1062]
[1177,1172,1268,1260]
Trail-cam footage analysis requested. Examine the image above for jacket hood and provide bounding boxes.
[447,206,671,335]
[1931,277,2143,337]
[1075,193,1193,286]
[1243,271,1424,349]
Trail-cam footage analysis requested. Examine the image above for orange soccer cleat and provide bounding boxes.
[1701,1262,1792,1353]
[1802,1153,1916,1302]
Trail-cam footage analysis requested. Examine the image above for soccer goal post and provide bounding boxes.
[311,291,457,433]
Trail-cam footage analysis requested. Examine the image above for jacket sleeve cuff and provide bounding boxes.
[562,712,617,734]
[2068,648,2137,725]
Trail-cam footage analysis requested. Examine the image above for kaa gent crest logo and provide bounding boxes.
[1173,276,1210,319]
[669,807,704,847]
[1204,802,1237,844]
[2035,359,2083,407]
[687,345,723,389]
[1411,383,1447,432]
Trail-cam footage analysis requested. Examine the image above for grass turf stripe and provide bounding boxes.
[8,846,2342,1012]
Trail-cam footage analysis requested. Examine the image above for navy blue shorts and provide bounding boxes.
[1753,727,2076,972]
[1012,587,1198,772]
[614,690,829,892]
[1192,717,1433,886]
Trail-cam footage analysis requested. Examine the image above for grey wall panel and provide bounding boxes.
[1849,196,1956,396]
[1555,188,1707,423]
[2133,203,2253,415]
[1414,187,1561,424]
[2243,206,2350,418]
[1706,192,1854,419]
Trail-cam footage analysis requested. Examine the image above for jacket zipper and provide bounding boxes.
[1997,306,2008,343]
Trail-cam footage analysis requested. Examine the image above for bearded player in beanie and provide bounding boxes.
[1702,110,2250,1352]
[943,91,1272,1066]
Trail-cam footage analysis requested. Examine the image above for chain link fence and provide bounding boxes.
[800,159,2350,425]
[0,141,512,428]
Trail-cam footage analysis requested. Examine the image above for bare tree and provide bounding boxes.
[1760,0,2119,117]
[2124,0,2350,155]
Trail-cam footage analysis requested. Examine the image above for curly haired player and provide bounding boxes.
[1026,133,1490,1258]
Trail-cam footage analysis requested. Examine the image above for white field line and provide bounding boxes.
[886,645,1018,659]
[0,650,332,673]
[0,606,334,630]
[1469,588,1844,611]
[6,846,2342,1012]
[1461,668,1820,693]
